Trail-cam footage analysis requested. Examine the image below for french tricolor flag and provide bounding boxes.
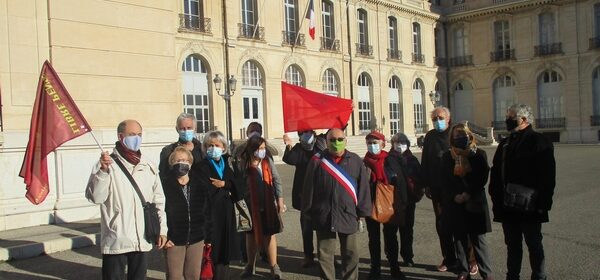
[306,0,315,40]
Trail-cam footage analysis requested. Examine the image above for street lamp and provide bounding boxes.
[213,74,237,144]
[429,90,441,106]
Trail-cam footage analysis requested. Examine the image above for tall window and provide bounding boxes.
[413,23,422,55]
[285,65,304,87]
[242,61,264,128]
[434,27,443,58]
[453,27,468,57]
[322,69,339,96]
[493,75,516,125]
[183,0,203,28]
[413,80,424,133]
[241,0,258,27]
[539,12,555,45]
[494,20,510,52]
[358,73,372,132]
[595,4,600,38]
[322,0,334,41]
[593,67,600,120]
[389,77,402,135]
[357,9,368,46]
[537,70,563,120]
[242,60,262,87]
[182,55,211,133]
[284,0,298,41]
[388,17,398,52]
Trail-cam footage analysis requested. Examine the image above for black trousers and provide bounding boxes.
[455,233,492,278]
[399,203,416,262]
[502,222,547,280]
[102,251,148,280]
[300,212,315,258]
[366,218,400,268]
[433,199,456,265]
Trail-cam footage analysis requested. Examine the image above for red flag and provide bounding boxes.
[305,0,315,40]
[281,82,352,132]
[19,61,91,205]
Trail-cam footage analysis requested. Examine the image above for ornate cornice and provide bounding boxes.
[445,0,572,23]
[362,0,441,22]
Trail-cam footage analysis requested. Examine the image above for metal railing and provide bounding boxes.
[534,42,563,57]
[414,123,428,134]
[591,115,600,126]
[178,14,211,33]
[355,43,373,57]
[449,55,473,67]
[412,53,425,64]
[434,57,447,67]
[490,49,515,62]
[238,23,265,41]
[589,37,600,49]
[536,117,566,129]
[387,48,401,61]
[282,31,305,47]
[320,37,340,52]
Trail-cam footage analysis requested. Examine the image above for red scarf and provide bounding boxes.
[363,150,389,184]
[247,159,278,246]
[115,141,141,165]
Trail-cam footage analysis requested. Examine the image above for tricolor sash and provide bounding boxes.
[312,153,358,205]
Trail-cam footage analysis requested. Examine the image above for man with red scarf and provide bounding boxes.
[363,131,407,280]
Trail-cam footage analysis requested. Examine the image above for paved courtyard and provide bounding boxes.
[1,145,599,280]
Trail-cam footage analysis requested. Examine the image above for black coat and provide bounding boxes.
[421,128,450,199]
[282,143,322,210]
[162,172,207,246]
[386,149,425,204]
[198,155,246,264]
[489,125,556,223]
[159,138,205,185]
[441,148,492,235]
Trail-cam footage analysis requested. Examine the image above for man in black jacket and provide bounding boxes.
[282,130,326,267]
[489,104,556,280]
[159,113,204,184]
[421,106,457,272]
[302,128,371,280]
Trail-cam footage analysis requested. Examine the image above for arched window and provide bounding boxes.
[358,73,373,132]
[412,79,425,133]
[389,76,402,135]
[182,54,211,133]
[537,69,564,128]
[285,64,304,87]
[242,60,262,87]
[452,80,473,122]
[493,75,516,128]
[322,69,339,96]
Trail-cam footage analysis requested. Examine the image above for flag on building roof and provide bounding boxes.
[281,81,352,132]
[306,0,315,40]
[19,61,91,205]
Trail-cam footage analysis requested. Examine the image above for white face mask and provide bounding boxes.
[394,143,408,153]
[254,149,266,159]
[247,131,261,139]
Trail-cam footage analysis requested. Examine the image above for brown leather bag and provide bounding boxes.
[371,182,396,224]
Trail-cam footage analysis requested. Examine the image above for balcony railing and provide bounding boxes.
[534,43,563,57]
[434,57,447,67]
[320,37,340,52]
[589,37,600,50]
[449,55,473,67]
[238,23,265,41]
[178,14,211,33]
[355,43,373,57]
[414,123,428,134]
[412,53,425,64]
[536,117,566,129]
[490,49,515,62]
[387,48,402,61]
[282,31,305,47]
[492,120,507,131]
[591,115,600,126]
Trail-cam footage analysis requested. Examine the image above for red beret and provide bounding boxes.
[365,131,385,141]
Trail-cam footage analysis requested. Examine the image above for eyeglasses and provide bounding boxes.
[328,137,345,142]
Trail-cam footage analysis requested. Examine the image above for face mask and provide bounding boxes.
[171,162,190,177]
[329,140,346,153]
[505,118,519,132]
[178,129,195,142]
[254,149,266,159]
[122,135,142,152]
[247,131,261,139]
[207,147,223,160]
[367,144,381,155]
[434,119,447,132]
[453,136,470,150]
[300,132,315,145]
[395,143,408,153]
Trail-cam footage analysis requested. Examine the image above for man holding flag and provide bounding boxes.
[302,128,371,280]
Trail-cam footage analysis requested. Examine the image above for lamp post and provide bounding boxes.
[213,74,237,144]
[429,90,441,106]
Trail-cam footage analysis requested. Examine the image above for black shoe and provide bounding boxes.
[390,266,407,280]
[403,260,415,267]
[368,266,381,280]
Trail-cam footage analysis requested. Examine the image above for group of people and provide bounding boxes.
[85,103,555,280]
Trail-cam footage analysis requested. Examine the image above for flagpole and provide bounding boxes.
[293,0,311,50]
[89,131,105,152]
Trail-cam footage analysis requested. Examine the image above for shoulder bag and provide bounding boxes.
[501,142,538,212]
[228,157,253,232]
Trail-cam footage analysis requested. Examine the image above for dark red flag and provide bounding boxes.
[281,81,352,132]
[19,61,91,205]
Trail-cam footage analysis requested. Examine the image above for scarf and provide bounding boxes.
[363,150,389,184]
[115,141,141,165]
[450,147,472,177]
[208,158,224,179]
[247,159,278,246]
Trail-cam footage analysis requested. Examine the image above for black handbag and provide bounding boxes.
[501,143,538,212]
[227,158,252,232]
[111,154,161,244]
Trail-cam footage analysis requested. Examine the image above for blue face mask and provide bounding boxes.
[367,144,381,155]
[178,129,195,142]
[434,120,447,132]
[207,146,223,160]
[254,149,266,159]
[300,132,315,145]
[122,135,142,152]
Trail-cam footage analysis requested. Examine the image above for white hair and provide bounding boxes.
[430,106,451,119]
[202,130,228,154]
[176,112,196,128]
[508,104,535,124]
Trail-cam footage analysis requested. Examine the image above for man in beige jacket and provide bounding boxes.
[86,119,168,279]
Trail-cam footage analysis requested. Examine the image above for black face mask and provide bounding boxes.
[453,136,470,150]
[171,163,190,177]
[505,118,519,132]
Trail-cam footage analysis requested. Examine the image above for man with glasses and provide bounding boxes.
[302,128,372,280]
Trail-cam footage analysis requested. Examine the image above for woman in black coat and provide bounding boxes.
[441,123,493,280]
[198,131,246,280]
